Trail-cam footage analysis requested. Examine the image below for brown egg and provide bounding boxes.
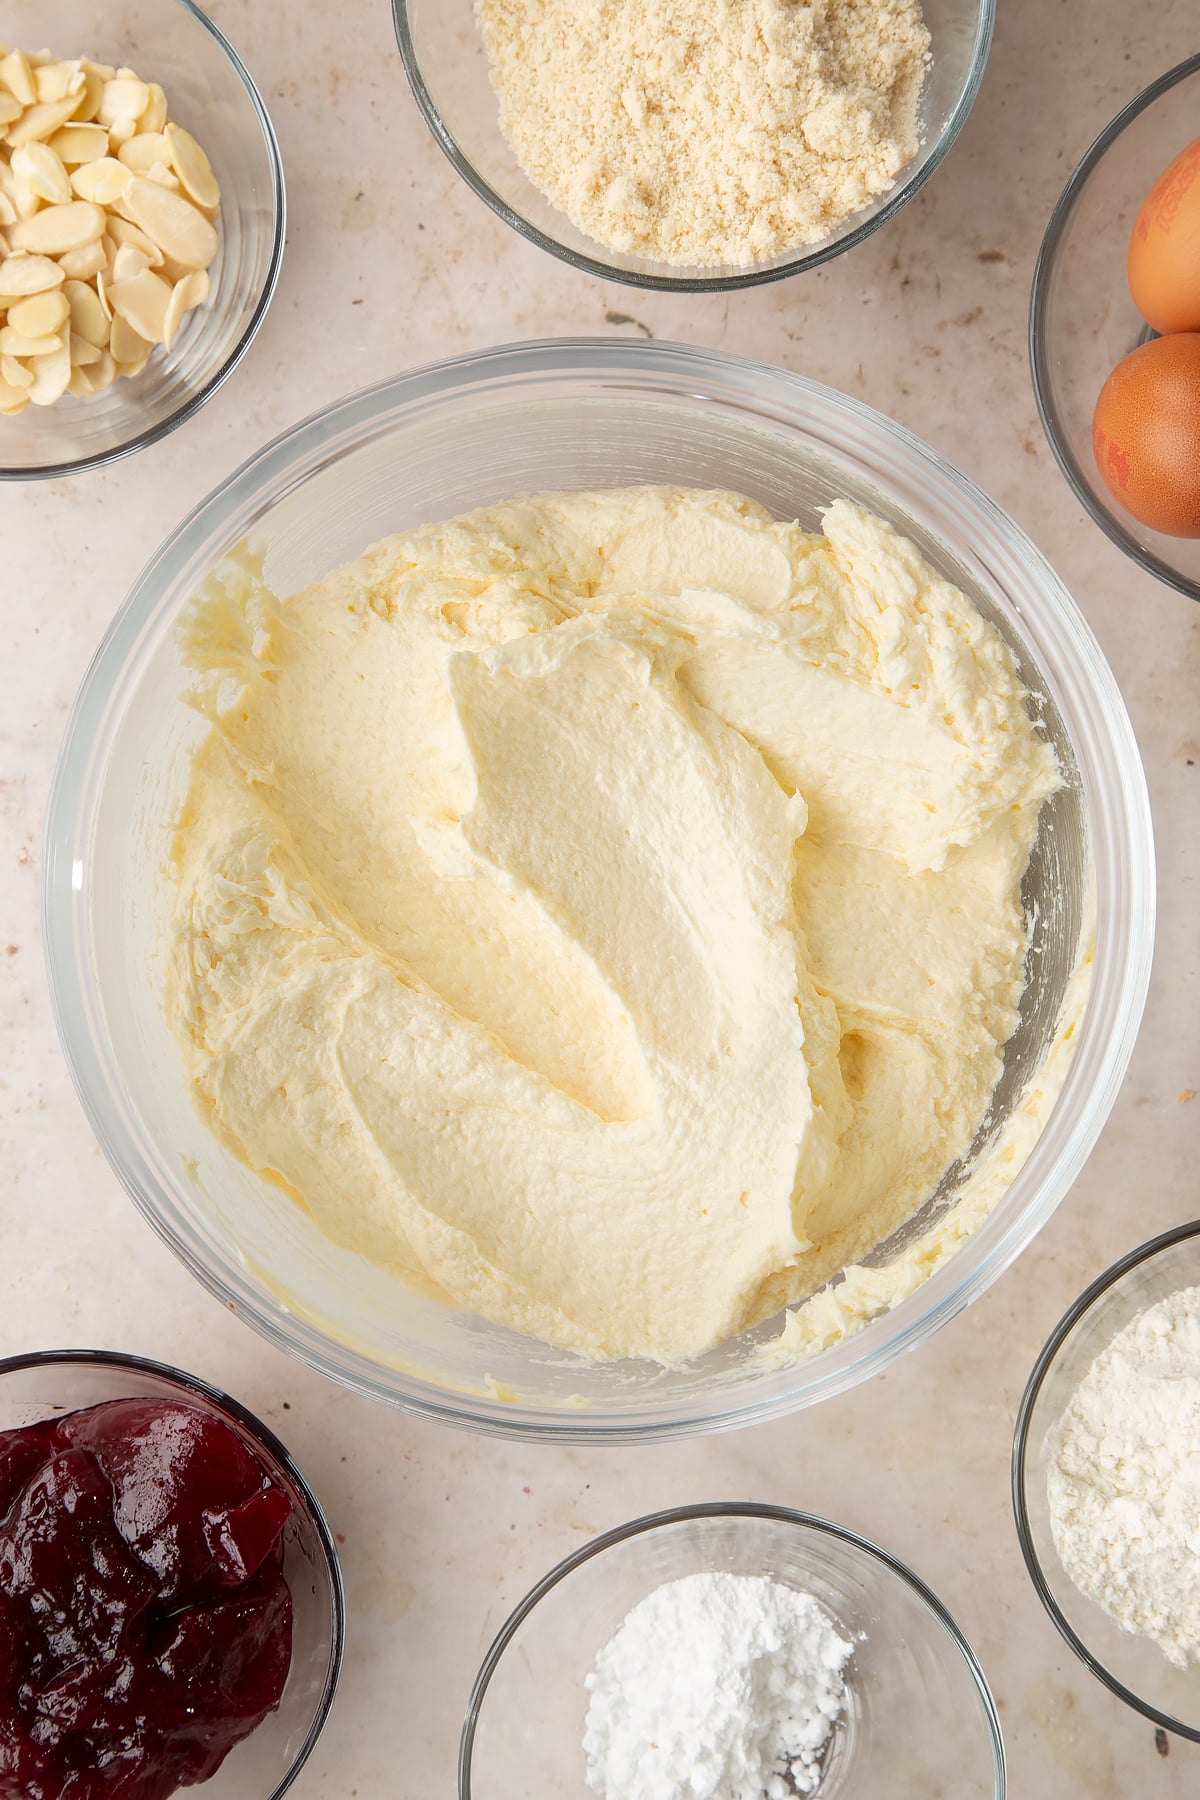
[1092,334,1200,538]
[1127,136,1200,335]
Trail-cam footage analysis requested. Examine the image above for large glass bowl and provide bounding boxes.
[0,1348,344,1797]
[393,0,994,291]
[1030,55,1200,601]
[1013,1221,1200,1740]
[0,0,284,481]
[43,338,1154,1442]
[460,1504,1006,1799]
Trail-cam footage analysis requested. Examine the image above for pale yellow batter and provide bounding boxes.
[168,489,1060,1365]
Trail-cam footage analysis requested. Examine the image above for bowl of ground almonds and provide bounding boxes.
[393,0,994,289]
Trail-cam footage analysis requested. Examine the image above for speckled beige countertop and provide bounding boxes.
[3,2,1199,1794]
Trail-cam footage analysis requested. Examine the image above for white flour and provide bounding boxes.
[1046,1282,1200,1669]
[583,1571,852,1800]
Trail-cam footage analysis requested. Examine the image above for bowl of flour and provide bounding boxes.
[461,1503,1006,1798]
[1014,1219,1200,1741]
[392,0,994,289]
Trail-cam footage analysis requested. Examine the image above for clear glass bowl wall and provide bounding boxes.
[44,341,1154,1441]
[1,0,283,479]
[394,0,994,290]
[0,1350,344,1799]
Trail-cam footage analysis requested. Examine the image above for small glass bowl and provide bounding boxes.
[1030,54,1200,601]
[1,0,285,481]
[1012,1220,1200,1739]
[393,0,994,292]
[461,1503,1006,1798]
[0,1348,345,1796]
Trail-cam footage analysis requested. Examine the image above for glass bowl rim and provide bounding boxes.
[1028,51,1200,604]
[390,0,996,293]
[42,335,1155,1444]
[0,0,287,484]
[458,1499,1007,1799]
[0,1344,347,1796]
[1011,1216,1200,1741]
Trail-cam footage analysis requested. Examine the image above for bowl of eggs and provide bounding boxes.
[1030,53,1200,600]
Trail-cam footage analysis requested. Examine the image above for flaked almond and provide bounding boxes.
[6,95,80,146]
[106,189,143,228]
[11,180,40,220]
[0,373,29,412]
[69,65,105,124]
[63,277,109,344]
[55,236,107,279]
[34,59,82,104]
[68,343,116,393]
[164,122,220,210]
[108,266,170,343]
[108,310,151,364]
[98,76,149,127]
[0,93,22,127]
[110,242,151,283]
[123,175,217,269]
[140,83,167,136]
[12,198,105,254]
[152,251,195,286]
[0,351,32,388]
[162,267,208,349]
[11,140,70,204]
[117,130,170,173]
[68,329,101,365]
[70,155,131,205]
[0,323,64,357]
[0,49,37,107]
[0,252,64,294]
[106,215,162,266]
[48,122,108,165]
[6,287,68,335]
[26,335,70,403]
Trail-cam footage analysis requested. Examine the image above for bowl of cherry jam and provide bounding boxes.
[0,1349,344,1800]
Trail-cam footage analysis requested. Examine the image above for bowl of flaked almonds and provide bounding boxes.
[0,0,284,479]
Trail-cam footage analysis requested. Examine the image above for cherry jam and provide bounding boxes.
[0,1398,294,1799]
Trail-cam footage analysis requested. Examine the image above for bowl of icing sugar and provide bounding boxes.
[460,1502,1006,1799]
[1014,1219,1200,1740]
